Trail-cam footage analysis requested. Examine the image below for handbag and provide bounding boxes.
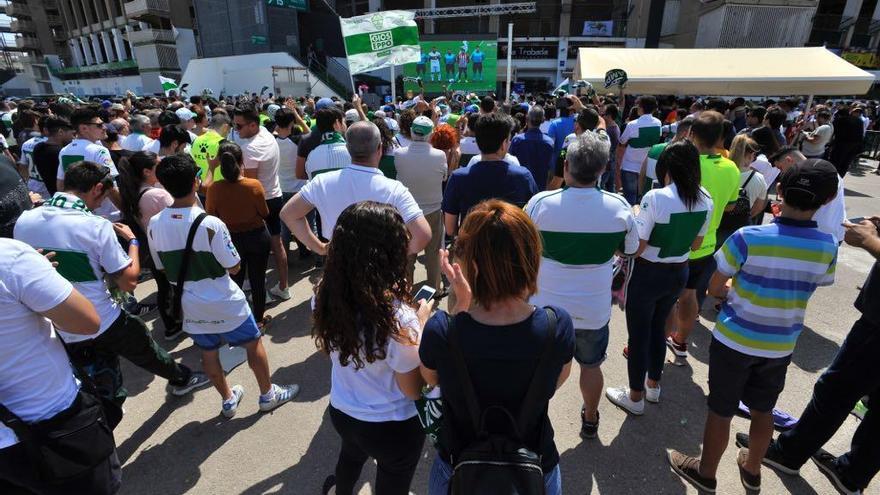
[171,212,208,327]
[719,171,756,231]
[448,307,558,495]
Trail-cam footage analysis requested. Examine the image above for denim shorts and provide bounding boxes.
[574,323,610,367]
[190,315,261,351]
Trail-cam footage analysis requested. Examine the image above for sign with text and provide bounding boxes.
[499,43,558,60]
[266,0,308,11]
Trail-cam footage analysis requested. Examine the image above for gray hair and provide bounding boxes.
[129,114,150,132]
[566,131,610,185]
[527,106,544,127]
[209,113,231,131]
[346,121,381,162]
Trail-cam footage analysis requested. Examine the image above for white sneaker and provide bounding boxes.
[605,386,644,416]
[259,383,300,412]
[645,381,661,404]
[221,385,244,418]
[269,283,291,301]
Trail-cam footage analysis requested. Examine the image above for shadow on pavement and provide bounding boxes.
[270,350,331,404]
[121,414,264,494]
[791,325,839,373]
[115,393,194,463]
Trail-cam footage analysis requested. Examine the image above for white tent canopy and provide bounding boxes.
[573,47,874,96]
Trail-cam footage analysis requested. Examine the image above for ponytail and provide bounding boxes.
[217,141,243,182]
[657,140,702,211]
[116,151,159,225]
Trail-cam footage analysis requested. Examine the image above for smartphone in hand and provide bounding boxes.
[413,285,437,302]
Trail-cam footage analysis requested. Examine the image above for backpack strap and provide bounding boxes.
[742,170,756,189]
[515,307,557,436]
[446,311,483,434]
[172,212,208,320]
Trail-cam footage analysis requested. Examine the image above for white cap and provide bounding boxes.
[175,107,195,121]
[344,108,360,123]
[411,115,434,136]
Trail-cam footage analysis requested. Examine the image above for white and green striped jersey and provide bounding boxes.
[56,138,121,221]
[620,114,662,173]
[13,192,131,343]
[636,183,714,263]
[526,187,639,330]
[305,132,351,179]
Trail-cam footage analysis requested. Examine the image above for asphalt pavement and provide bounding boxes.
[116,158,880,495]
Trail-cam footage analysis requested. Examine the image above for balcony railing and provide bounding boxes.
[50,58,138,76]
[126,27,175,44]
[10,18,34,32]
[6,2,30,17]
[46,14,62,25]
[124,0,170,19]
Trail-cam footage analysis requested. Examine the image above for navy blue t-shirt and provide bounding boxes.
[441,160,538,225]
[419,306,575,471]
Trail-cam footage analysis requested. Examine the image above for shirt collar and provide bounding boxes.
[347,163,382,174]
[773,216,818,228]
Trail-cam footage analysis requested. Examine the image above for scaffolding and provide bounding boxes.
[413,2,536,20]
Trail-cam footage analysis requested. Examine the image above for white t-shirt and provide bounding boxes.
[305,132,351,180]
[619,114,662,174]
[395,134,412,149]
[749,155,779,188]
[234,126,282,199]
[466,153,521,168]
[13,193,131,342]
[276,135,306,193]
[148,206,251,335]
[121,132,154,152]
[636,183,714,263]
[739,169,768,209]
[527,187,639,329]
[56,138,121,221]
[20,135,48,196]
[0,239,80,449]
[144,139,161,154]
[299,164,424,239]
[459,136,480,157]
[801,123,833,157]
[813,175,846,243]
[329,303,421,422]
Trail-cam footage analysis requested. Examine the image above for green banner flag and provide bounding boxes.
[341,10,420,75]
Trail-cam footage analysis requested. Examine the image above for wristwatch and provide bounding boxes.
[129,238,140,247]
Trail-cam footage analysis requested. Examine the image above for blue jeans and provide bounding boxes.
[280,192,316,251]
[600,167,615,192]
[625,259,688,391]
[620,170,640,205]
[427,457,561,495]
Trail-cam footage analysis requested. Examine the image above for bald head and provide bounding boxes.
[346,121,382,165]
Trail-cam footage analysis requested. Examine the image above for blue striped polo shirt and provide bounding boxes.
[713,217,838,358]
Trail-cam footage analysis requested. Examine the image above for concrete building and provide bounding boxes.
[3,0,198,96]
[809,0,880,70]
[627,0,820,49]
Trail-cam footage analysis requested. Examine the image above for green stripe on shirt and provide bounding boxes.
[648,210,708,259]
[540,230,626,265]
[627,126,661,149]
[158,250,227,282]
[52,249,99,282]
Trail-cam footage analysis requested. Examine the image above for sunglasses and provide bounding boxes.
[84,122,105,128]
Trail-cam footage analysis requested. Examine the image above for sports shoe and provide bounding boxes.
[168,371,210,396]
[666,335,688,357]
[667,449,716,493]
[580,407,599,439]
[269,283,291,301]
[222,385,244,418]
[645,381,661,404]
[605,387,644,416]
[734,433,800,475]
[258,383,300,412]
[164,326,185,341]
[127,300,157,316]
[737,448,762,491]
[813,450,862,495]
[322,475,336,495]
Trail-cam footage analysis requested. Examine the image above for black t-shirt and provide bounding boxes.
[832,115,865,144]
[32,142,62,196]
[419,306,575,472]
[856,261,880,325]
[296,130,324,159]
[109,148,132,166]
[0,159,32,237]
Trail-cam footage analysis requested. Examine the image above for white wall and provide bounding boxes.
[58,75,145,96]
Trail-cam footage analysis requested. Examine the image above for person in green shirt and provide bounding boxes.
[668,111,740,360]
[191,113,231,182]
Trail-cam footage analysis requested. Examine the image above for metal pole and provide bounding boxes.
[805,94,815,115]
[505,22,513,101]
[391,64,396,104]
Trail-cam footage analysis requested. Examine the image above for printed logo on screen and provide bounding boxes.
[370,31,393,52]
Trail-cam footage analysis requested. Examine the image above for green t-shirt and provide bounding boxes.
[691,153,741,259]
[644,142,667,191]
[190,130,225,181]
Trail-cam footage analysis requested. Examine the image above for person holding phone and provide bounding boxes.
[315,201,431,495]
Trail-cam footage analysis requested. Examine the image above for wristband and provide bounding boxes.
[129,238,140,247]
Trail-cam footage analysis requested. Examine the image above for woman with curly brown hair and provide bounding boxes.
[315,201,431,495]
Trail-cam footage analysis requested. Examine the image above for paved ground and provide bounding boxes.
[116,159,880,495]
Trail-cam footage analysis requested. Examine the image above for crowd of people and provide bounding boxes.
[0,86,878,495]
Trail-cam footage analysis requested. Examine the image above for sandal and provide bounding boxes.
[258,315,273,332]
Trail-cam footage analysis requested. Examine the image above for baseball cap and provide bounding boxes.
[778,158,839,210]
[344,108,360,123]
[411,116,434,136]
[316,97,336,110]
[374,110,386,118]
[267,104,281,118]
[382,105,395,113]
[101,100,112,109]
[465,104,479,113]
[445,113,461,127]
[110,103,125,111]
[175,107,195,121]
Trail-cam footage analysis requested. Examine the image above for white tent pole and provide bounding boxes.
[805,94,815,115]
[391,65,396,104]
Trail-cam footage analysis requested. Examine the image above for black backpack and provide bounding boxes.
[447,307,557,495]
[719,171,756,231]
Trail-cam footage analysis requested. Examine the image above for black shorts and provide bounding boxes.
[685,254,716,290]
[474,62,483,71]
[707,338,791,417]
[265,196,285,236]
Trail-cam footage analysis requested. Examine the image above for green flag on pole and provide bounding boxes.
[341,10,420,75]
[159,75,179,95]
[553,78,570,95]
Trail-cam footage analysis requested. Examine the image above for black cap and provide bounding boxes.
[778,158,839,210]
